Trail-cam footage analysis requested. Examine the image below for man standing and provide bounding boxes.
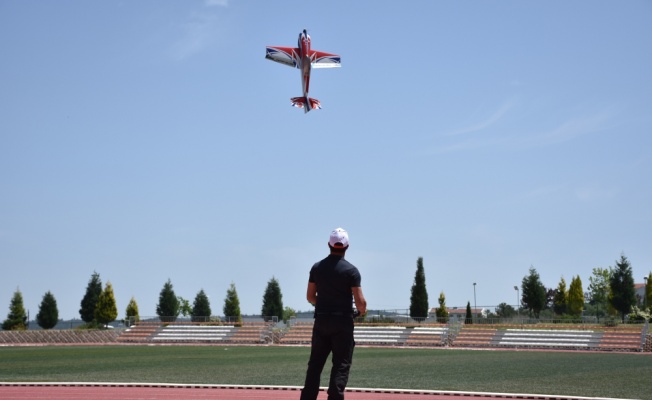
[300,228,367,400]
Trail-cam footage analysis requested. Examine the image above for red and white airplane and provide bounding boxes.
[266,29,341,113]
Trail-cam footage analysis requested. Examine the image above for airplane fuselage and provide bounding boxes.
[298,30,312,106]
[266,29,340,113]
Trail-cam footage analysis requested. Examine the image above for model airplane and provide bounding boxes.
[266,29,340,113]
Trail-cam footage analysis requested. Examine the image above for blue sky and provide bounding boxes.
[1,1,651,320]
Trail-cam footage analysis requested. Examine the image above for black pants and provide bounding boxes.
[300,315,355,400]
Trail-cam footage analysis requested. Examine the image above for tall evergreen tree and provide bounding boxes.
[409,257,429,321]
[261,277,283,322]
[521,267,546,318]
[588,267,611,321]
[435,291,449,323]
[36,291,59,329]
[94,282,118,326]
[567,275,585,317]
[223,283,242,323]
[79,271,102,323]
[465,301,473,324]
[609,254,636,322]
[552,277,568,315]
[156,279,180,322]
[2,289,28,331]
[191,289,211,322]
[125,297,139,326]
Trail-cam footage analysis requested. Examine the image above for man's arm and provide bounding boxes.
[306,282,318,306]
[352,286,367,316]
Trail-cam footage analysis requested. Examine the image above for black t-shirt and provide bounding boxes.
[309,254,361,314]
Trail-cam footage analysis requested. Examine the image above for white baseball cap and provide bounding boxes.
[329,227,349,248]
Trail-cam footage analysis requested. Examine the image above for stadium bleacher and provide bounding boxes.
[450,325,646,351]
[0,319,646,351]
[493,329,602,349]
[0,329,119,344]
[406,326,448,346]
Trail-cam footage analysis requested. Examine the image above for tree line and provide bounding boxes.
[407,253,651,323]
[2,273,286,330]
[514,254,650,322]
[4,252,651,330]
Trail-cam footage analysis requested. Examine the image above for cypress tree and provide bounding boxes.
[409,257,429,321]
[156,279,180,322]
[125,297,140,326]
[223,283,242,323]
[94,282,118,327]
[465,301,473,324]
[79,271,102,323]
[191,289,211,322]
[553,277,568,316]
[261,277,283,322]
[36,291,59,329]
[567,275,585,317]
[609,254,636,322]
[435,291,449,323]
[2,289,28,331]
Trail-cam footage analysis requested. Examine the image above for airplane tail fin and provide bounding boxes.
[291,96,322,113]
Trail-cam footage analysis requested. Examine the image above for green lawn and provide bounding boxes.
[0,346,649,399]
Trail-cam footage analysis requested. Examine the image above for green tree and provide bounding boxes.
[465,301,473,324]
[2,289,28,331]
[261,277,283,322]
[588,267,611,321]
[609,254,636,322]
[521,266,546,318]
[435,291,449,323]
[191,289,211,322]
[125,297,139,326]
[409,257,429,321]
[94,282,118,326]
[567,275,585,317]
[552,277,568,316]
[79,271,102,323]
[36,291,59,329]
[495,302,516,318]
[283,306,296,324]
[178,297,192,317]
[156,279,180,322]
[223,283,242,323]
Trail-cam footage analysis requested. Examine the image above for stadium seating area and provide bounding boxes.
[0,329,119,344]
[0,321,647,352]
[451,325,645,351]
[117,322,273,344]
[278,324,448,347]
[277,322,646,351]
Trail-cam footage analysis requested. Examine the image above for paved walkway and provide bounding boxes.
[0,383,628,400]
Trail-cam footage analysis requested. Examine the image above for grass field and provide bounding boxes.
[0,346,650,399]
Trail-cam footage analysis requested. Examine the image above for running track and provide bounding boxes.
[0,383,627,400]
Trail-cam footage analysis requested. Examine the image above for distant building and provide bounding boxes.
[634,283,647,307]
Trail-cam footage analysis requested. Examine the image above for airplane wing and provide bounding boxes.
[265,46,300,68]
[310,50,341,69]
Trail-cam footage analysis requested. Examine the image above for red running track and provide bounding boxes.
[0,383,618,400]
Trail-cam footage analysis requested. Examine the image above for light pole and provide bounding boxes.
[514,286,520,318]
[645,276,649,310]
[473,283,477,321]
